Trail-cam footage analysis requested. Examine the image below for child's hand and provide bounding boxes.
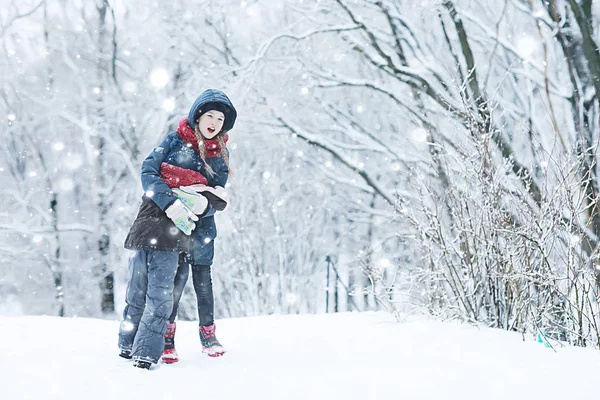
[179,184,229,211]
[165,199,199,235]
[172,188,209,215]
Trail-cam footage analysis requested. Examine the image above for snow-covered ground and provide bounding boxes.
[2,312,599,399]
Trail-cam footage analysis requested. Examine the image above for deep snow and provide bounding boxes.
[2,312,599,399]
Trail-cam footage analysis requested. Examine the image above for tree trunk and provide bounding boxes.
[49,194,65,317]
[43,5,64,317]
[546,0,600,274]
[96,0,114,314]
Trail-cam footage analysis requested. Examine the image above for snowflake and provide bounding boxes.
[150,68,170,89]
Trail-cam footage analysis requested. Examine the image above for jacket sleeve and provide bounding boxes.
[200,151,230,218]
[140,133,179,211]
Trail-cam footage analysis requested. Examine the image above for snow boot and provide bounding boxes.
[161,322,179,364]
[119,348,132,359]
[199,323,226,357]
[133,359,152,370]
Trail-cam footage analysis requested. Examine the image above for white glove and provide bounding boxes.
[180,184,229,211]
[172,188,209,215]
[165,199,199,235]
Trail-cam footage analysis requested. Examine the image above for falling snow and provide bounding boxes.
[2,4,599,388]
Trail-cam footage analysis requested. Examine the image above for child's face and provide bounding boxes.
[198,110,225,139]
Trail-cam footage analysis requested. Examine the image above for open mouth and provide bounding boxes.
[207,127,215,134]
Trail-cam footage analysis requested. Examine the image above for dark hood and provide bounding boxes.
[187,89,237,132]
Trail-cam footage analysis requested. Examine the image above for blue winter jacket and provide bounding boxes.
[124,89,236,265]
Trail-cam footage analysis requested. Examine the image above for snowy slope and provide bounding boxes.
[1,312,599,400]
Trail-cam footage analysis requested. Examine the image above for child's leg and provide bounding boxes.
[118,251,149,355]
[169,252,191,323]
[161,253,190,364]
[190,264,214,326]
[131,250,179,364]
[191,263,225,357]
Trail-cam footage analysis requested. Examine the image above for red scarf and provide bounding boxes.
[160,118,229,188]
[177,117,228,157]
[160,163,207,188]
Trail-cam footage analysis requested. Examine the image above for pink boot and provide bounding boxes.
[161,322,179,364]
[199,324,226,357]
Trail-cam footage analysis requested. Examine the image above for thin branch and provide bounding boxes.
[0,0,46,37]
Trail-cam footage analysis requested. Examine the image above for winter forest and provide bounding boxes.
[3,0,600,348]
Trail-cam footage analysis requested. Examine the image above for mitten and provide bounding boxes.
[165,199,199,235]
[172,188,209,215]
[179,184,229,211]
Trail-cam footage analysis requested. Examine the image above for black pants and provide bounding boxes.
[170,253,214,326]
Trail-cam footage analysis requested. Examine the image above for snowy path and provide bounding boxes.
[1,312,599,399]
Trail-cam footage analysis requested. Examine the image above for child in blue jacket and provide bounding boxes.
[118,89,236,369]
